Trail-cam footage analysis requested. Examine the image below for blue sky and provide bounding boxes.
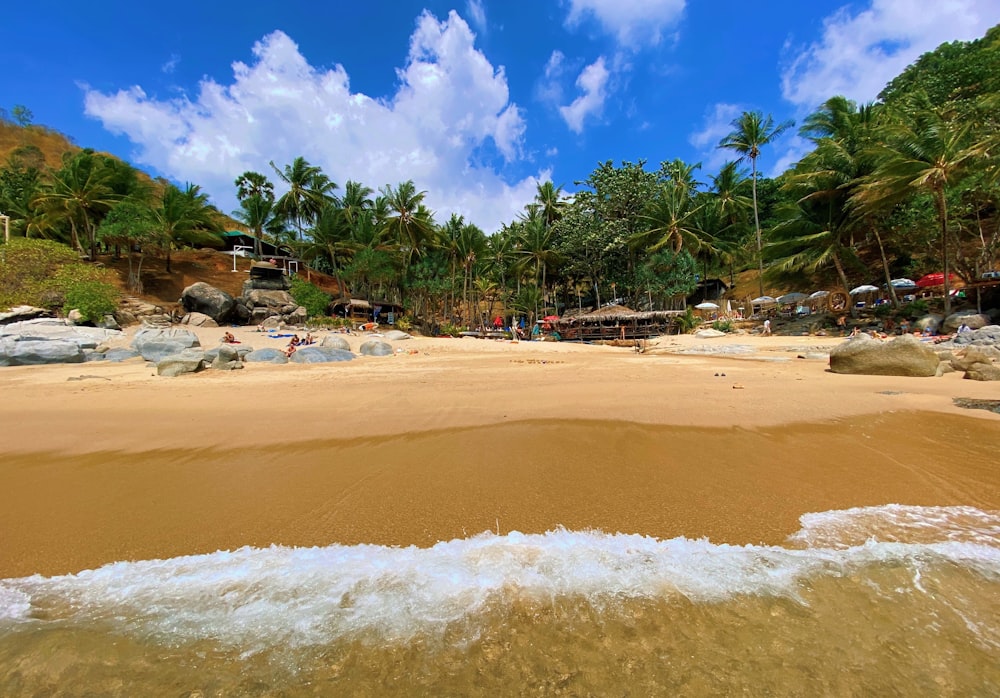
[3,0,998,231]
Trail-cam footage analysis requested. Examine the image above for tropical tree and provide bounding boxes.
[631,181,708,254]
[234,170,274,204]
[153,183,220,273]
[856,97,990,314]
[534,180,567,228]
[380,180,437,266]
[37,151,118,257]
[96,198,163,294]
[270,157,337,241]
[718,111,794,295]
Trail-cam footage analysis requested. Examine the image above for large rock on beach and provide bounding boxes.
[951,325,1000,346]
[828,333,941,377]
[0,306,52,325]
[179,312,219,328]
[289,346,354,363]
[359,339,393,357]
[383,330,411,341]
[951,346,1000,372]
[243,289,296,309]
[243,348,289,364]
[181,282,235,324]
[211,344,244,371]
[965,363,1000,381]
[103,348,141,362]
[156,349,207,377]
[694,328,726,338]
[320,335,351,351]
[132,328,201,362]
[0,337,85,366]
[943,312,991,333]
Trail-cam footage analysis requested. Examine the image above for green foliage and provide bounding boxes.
[60,277,119,322]
[289,277,332,318]
[439,322,464,336]
[675,307,701,334]
[901,299,929,319]
[0,238,80,308]
[393,315,412,331]
[711,319,734,333]
[636,249,698,298]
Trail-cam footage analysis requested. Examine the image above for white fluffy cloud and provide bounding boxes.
[564,0,686,47]
[782,0,1000,109]
[559,57,610,133]
[688,102,743,169]
[83,11,541,233]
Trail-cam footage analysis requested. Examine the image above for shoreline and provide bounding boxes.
[2,326,999,577]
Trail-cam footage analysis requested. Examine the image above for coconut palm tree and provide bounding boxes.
[718,111,794,295]
[153,183,220,273]
[380,180,437,266]
[232,194,276,259]
[632,181,708,255]
[37,152,118,257]
[856,98,989,314]
[534,180,567,228]
[234,171,274,205]
[270,157,337,241]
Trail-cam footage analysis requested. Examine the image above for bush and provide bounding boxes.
[440,322,464,337]
[711,319,734,333]
[52,263,120,322]
[0,238,80,309]
[289,277,332,318]
[393,315,412,331]
[901,299,929,319]
[675,307,700,334]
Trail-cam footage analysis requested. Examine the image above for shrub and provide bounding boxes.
[901,299,929,319]
[0,238,80,309]
[440,322,464,337]
[393,315,412,331]
[711,319,734,333]
[52,263,120,322]
[289,277,332,318]
[675,307,700,334]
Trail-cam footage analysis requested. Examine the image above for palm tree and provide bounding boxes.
[708,162,753,285]
[856,98,989,314]
[232,194,276,259]
[534,181,567,228]
[380,180,437,266]
[235,171,274,204]
[37,152,118,257]
[340,180,374,224]
[270,157,337,241]
[718,111,794,295]
[302,202,353,290]
[153,183,220,273]
[632,181,708,254]
[514,211,560,318]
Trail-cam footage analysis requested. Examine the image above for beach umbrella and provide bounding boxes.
[776,292,808,305]
[694,302,720,310]
[915,272,955,288]
[542,315,560,322]
[849,284,879,295]
[808,290,830,299]
[750,296,777,305]
[888,278,917,289]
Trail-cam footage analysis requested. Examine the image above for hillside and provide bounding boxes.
[0,121,78,168]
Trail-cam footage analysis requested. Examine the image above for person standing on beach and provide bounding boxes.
[762,319,772,336]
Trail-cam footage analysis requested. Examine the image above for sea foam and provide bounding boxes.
[1,506,997,653]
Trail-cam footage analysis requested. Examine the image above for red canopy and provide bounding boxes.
[915,272,956,288]
[542,315,560,321]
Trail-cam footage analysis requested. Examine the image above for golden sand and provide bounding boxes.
[1,327,998,578]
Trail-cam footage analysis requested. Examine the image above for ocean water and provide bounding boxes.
[1,505,998,696]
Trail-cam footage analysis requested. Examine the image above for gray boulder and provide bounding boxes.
[180,312,219,328]
[943,312,991,333]
[383,330,412,341]
[132,328,201,362]
[915,314,944,333]
[951,324,1000,346]
[0,337,86,366]
[289,346,354,363]
[965,363,1000,381]
[0,318,122,348]
[951,346,1000,372]
[243,289,295,309]
[320,334,351,351]
[287,307,308,325]
[243,348,289,364]
[156,349,207,377]
[0,306,53,325]
[211,344,243,371]
[359,339,394,357]
[103,348,141,362]
[694,328,726,338]
[829,333,941,377]
[67,309,86,325]
[181,282,235,324]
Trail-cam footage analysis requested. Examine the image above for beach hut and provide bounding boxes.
[552,304,683,341]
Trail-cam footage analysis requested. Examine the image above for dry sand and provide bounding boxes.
[2,325,999,577]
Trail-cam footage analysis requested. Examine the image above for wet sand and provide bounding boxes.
[2,329,999,578]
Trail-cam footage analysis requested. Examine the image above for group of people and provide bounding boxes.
[284,333,314,357]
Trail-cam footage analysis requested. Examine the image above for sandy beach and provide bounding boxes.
[2,325,999,578]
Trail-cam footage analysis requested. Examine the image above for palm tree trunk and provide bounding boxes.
[872,226,899,307]
[751,157,764,297]
[831,251,853,316]
[936,188,951,316]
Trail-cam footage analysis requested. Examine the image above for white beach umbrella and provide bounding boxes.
[694,302,720,310]
[808,290,830,299]
[849,284,879,295]
[888,278,918,289]
[750,296,777,305]
[776,292,808,305]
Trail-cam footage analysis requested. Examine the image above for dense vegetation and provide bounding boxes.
[2,24,999,324]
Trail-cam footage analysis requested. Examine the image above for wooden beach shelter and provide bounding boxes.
[553,304,683,341]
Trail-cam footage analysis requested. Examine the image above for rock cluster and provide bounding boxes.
[178,281,308,328]
[0,318,124,366]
